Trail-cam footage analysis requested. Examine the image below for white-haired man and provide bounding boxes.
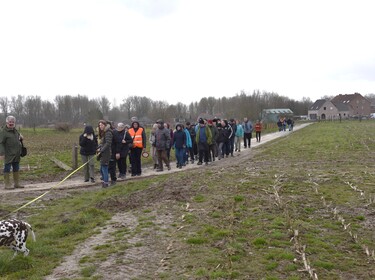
[0,116,24,189]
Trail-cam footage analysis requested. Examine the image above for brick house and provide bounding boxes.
[331,93,371,117]
[308,93,371,120]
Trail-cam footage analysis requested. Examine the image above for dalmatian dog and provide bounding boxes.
[0,219,36,257]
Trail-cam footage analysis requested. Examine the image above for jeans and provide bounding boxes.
[175,147,185,166]
[100,164,109,183]
[4,162,19,173]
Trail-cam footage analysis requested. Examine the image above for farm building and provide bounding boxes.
[262,108,293,123]
[308,93,371,120]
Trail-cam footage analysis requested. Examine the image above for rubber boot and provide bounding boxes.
[13,172,24,188]
[4,173,14,189]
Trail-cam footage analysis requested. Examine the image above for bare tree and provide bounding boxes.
[24,96,42,129]
[122,96,136,120]
[41,100,56,124]
[10,95,25,123]
[97,96,111,118]
[0,96,9,117]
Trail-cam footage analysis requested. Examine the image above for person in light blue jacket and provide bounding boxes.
[235,119,244,152]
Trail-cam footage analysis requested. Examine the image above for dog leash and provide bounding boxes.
[1,156,96,220]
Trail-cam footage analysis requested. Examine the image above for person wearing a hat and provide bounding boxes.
[195,118,212,165]
[155,119,171,172]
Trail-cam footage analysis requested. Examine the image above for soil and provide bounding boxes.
[1,125,315,279]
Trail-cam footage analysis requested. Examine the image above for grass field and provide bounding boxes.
[0,120,374,279]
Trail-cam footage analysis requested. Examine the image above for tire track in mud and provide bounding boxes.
[45,207,177,280]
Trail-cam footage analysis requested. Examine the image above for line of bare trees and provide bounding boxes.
[0,90,315,127]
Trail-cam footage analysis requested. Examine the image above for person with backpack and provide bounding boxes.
[195,118,212,165]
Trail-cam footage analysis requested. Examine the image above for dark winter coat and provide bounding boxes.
[155,124,171,151]
[222,121,233,141]
[216,127,227,144]
[98,124,113,165]
[112,129,133,158]
[0,126,22,164]
[79,125,98,156]
[188,126,196,143]
[229,122,237,139]
[208,125,219,144]
[172,128,186,149]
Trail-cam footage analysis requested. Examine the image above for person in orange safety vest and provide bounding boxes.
[128,120,146,176]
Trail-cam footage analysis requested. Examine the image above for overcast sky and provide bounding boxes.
[1,0,374,107]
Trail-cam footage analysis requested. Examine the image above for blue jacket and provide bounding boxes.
[173,129,186,149]
[184,128,192,148]
[235,124,244,137]
[242,121,253,133]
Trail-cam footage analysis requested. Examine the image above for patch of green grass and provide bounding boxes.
[355,215,365,221]
[313,260,335,270]
[266,261,279,270]
[186,236,208,245]
[253,237,267,247]
[193,194,206,202]
[234,195,245,202]
[80,265,97,277]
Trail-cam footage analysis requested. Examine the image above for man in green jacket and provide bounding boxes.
[195,118,212,165]
[0,116,24,189]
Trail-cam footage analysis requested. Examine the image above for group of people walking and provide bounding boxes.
[79,116,263,188]
[79,118,146,188]
[79,118,262,187]
[0,115,262,190]
[277,117,294,132]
